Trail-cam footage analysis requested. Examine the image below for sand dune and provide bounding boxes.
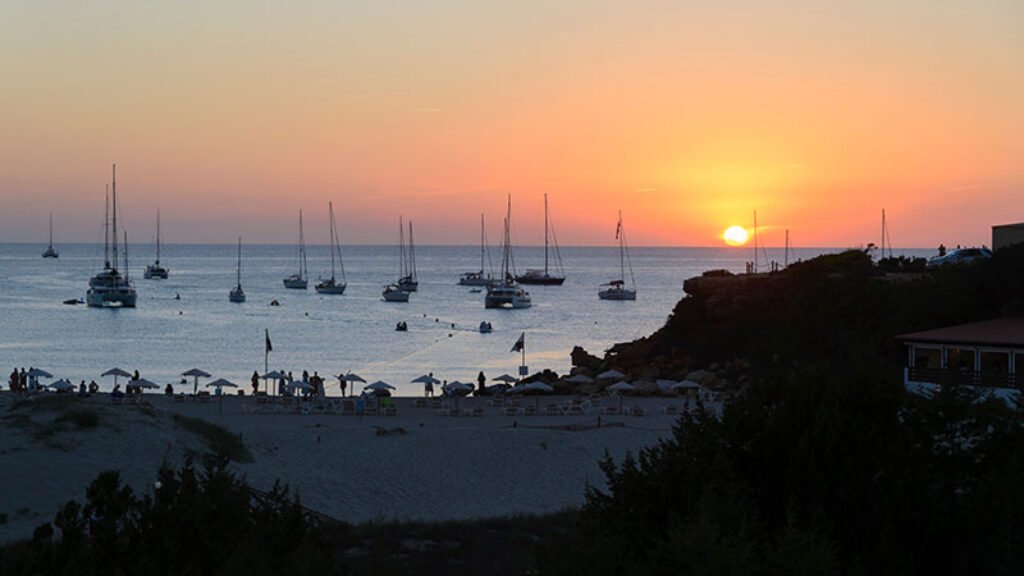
[0,392,701,541]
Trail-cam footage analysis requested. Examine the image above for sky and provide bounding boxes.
[1,0,1021,248]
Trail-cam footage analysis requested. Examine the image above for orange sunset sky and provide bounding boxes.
[1,1,1021,247]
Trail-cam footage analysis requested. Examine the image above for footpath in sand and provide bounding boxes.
[0,392,705,542]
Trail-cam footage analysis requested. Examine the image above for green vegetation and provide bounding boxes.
[540,245,1024,575]
[172,414,253,464]
[0,460,343,576]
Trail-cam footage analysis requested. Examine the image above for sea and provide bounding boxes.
[0,243,934,396]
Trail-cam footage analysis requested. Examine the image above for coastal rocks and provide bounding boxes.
[571,346,602,371]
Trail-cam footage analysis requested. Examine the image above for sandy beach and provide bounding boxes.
[0,391,706,542]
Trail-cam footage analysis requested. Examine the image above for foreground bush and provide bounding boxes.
[0,459,344,575]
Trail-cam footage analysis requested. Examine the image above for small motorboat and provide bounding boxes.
[479,321,493,333]
[396,321,408,331]
[63,298,84,305]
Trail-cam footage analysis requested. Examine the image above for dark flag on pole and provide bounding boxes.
[265,329,273,353]
[510,332,525,353]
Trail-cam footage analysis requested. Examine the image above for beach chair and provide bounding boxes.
[342,400,356,415]
[413,398,426,408]
[174,394,185,403]
[524,405,537,416]
[544,404,561,416]
[601,406,619,415]
[630,407,645,416]
[429,398,442,408]
[472,407,484,417]
[384,406,397,416]
[502,406,518,416]
[661,405,679,415]
[199,393,211,404]
[488,398,505,408]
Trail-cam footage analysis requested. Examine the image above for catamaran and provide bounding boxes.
[229,237,246,303]
[42,213,58,258]
[459,214,496,286]
[283,210,308,289]
[87,165,137,308]
[315,202,346,294]
[143,210,169,279]
[485,196,532,309]
[598,211,636,301]
[515,193,565,285]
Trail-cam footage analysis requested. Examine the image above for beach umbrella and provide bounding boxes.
[411,374,441,384]
[673,379,701,390]
[289,381,313,392]
[656,379,678,391]
[364,381,395,391]
[206,378,238,388]
[133,378,160,390]
[598,369,626,380]
[48,379,75,391]
[341,372,367,383]
[444,381,473,395]
[492,374,518,383]
[27,368,53,379]
[565,374,594,384]
[523,381,554,393]
[102,367,132,387]
[206,377,238,413]
[263,370,286,380]
[182,368,212,394]
[607,381,634,411]
[607,381,635,393]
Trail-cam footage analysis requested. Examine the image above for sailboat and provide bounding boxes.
[459,214,497,286]
[315,202,347,294]
[283,210,308,289]
[42,213,58,258]
[485,196,532,309]
[229,237,246,303]
[598,211,636,301]
[87,165,138,308]
[143,210,169,279]
[382,217,411,302]
[398,219,418,291]
[515,193,565,285]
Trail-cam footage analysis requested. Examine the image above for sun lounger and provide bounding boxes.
[661,405,679,415]
[384,406,397,416]
[502,406,518,416]
[472,407,484,416]
[413,398,426,408]
[544,404,561,415]
[174,394,185,403]
[524,405,537,416]
[601,406,619,415]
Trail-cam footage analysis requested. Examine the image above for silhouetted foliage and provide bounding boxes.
[0,458,345,575]
[543,246,1024,575]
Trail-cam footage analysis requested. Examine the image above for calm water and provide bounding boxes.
[0,243,932,395]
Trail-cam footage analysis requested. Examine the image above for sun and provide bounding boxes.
[723,225,749,246]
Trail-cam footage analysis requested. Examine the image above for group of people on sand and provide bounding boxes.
[249,369,330,399]
[8,367,36,393]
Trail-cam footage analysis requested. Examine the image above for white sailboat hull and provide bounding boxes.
[485,284,532,309]
[315,279,346,294]
[283,274,307,289]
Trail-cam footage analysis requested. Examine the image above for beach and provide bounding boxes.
[0,391,702,542]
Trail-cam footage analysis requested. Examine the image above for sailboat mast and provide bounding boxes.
[154,208,160,262]
[103,187,110,269]
[618,211,625,282]
[328,203,336,279]
[403,220,411,278]
[543,193,549,274]
[480,213,485,272]
[123,231,130,279]
[236,237,242,286]
[111,165,119,271]
[49,213,53,246]
[753,211,761,272]
[504,195,511,281]
[784,229,790,267]
[399,216,405,277]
